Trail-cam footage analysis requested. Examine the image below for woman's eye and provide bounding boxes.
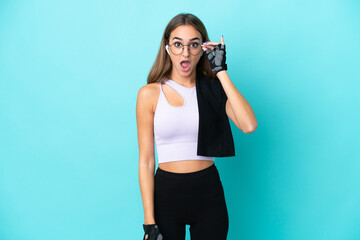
[191,43,199,47]
[174,42,182,47]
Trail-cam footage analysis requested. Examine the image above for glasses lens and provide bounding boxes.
[190,43,201,55]
[171,44,183,55]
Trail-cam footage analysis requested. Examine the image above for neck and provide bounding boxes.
[168,68,197,86]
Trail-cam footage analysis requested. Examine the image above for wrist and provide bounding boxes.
[144,219,156,225]
[216,70,227,77]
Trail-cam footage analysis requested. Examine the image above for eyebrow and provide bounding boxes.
[172,37,200,41]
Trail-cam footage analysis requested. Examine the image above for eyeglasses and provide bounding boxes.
[166,42,203,55]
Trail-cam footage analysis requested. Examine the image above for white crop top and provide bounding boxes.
[153,79,215,164]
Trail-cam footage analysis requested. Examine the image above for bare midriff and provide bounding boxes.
[158,160,214,173]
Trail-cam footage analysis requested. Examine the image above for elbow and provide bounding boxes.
[139,158,156,178]
[139,156,156,169]
[243,123,257,134]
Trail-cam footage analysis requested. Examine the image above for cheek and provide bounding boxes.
[170,57,179,65]
[193,56,202,66]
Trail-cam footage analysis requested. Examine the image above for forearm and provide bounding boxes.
[139,161,156,224]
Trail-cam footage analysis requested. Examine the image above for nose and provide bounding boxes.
[182,45,190,56]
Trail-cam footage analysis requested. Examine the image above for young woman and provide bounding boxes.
[137,13,257,240]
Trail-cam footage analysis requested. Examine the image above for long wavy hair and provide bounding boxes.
[147,13,216,84]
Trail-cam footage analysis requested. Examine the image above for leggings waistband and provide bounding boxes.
[155,163,217,180]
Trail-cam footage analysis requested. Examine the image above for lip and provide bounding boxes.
[180,60,191,72]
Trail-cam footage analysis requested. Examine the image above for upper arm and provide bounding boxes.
[225,99,240,128]
[217,79,239,129]
[136,84,158,166]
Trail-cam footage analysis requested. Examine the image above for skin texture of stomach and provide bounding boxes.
[158,160,214,173]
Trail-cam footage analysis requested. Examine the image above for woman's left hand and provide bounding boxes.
[201,35,227,75]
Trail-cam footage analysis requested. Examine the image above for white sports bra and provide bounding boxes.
[153,79,215,164]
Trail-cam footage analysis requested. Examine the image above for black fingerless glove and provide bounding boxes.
[204,44,227,75]
[143,224,163,240]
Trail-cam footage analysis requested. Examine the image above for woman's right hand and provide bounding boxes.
[143,224,164,240]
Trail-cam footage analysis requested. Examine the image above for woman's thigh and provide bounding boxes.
[188,186,229,240]
[183,166,229,239]
[154,173,187,240]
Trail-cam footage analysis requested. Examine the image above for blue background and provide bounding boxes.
[0,1,359,239]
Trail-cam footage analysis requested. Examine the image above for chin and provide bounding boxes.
[180,71,191,76]
[179,68,193,76]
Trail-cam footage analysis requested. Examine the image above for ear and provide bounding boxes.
[165,45,170,55]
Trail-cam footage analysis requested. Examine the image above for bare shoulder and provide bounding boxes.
[137,82,160,113]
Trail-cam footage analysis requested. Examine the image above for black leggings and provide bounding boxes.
[154,163,229,240]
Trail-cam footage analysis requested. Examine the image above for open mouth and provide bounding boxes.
[180,61,191,72]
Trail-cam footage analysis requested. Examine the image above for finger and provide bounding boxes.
[202,45,215,51]
[221,35,225,45]
[202,41,220,45]
[201,42,219,48]
[205,49,215,61]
